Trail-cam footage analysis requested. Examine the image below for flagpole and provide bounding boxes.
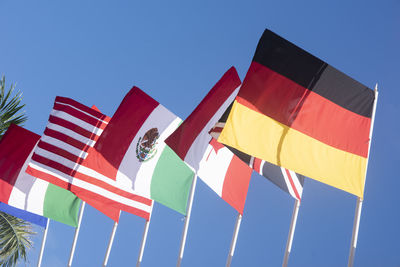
[177,172,198,267]
[103,211,120,267]
[348,84,379,267]
[68,201,86,267]
[282,199,301,267]
[226,213,243,267]
[37,219,50,267]
[136,202,154,267]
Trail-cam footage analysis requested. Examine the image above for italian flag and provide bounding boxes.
[0,124,81,227]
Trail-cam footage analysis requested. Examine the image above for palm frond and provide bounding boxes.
[0,212,35,267]
[0,76,28,136]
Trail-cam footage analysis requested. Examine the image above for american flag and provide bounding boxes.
[26,96,153,221]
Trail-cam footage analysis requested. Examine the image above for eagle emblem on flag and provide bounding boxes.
[136,128,160,162]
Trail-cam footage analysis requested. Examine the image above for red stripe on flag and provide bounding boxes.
[253,158,262,173]
[221,155,252,214]
[53,103,108,130]
[37,141,84,164]
[90,87,159,176]
[26,166,150,221]
[237,62,371,158]
[30,154,152,205]
[55,97,110,122]
[43,128,91,151]
[48,115,101,141]
[0,125,40,187]
[165,67,241,160]
[284,169,301,201]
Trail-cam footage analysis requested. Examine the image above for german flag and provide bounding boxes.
[218,29,375,197]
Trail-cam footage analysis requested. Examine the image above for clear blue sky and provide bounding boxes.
[1,1,399,266]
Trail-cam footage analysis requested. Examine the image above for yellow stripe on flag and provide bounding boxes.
[218,101,367,197]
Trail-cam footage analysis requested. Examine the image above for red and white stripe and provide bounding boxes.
[197,138,252,214]
[253,159,303,201]
[26,97,153,221]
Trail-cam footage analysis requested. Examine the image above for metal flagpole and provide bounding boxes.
[177,172,198,267]
[103,211,121,267]
[226,213,243,267]
[282,199,301,267]
[37,219,50,267]
[136,202,154,267]
[348,84,379,267]
[68,201,86,267]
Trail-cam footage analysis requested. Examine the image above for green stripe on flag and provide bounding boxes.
[43,184,81,227]
[151,145,194,215]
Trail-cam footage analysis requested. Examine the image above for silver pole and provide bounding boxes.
[282,199,301,267]
[37,219,50,267]
[226,213,243,267]
[348,84,379,267]
[177,172,198,267]
[68,201,86,267]
[136,203,154,267]
[103,211,120,267]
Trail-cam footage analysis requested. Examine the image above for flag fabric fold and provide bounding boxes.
[210,104,305,201]
[166,67,252,214]
[84,87,195,215]
[26,97,151,221]
[0,124,80,227]
[218,29,375,197]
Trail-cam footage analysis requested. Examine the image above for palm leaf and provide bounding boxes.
[0,76,28,136]
[0,76,33,267]
[0,212,35,267]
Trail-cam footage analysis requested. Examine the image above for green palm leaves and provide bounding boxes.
[0,76,27,137]
[0,212,35,267]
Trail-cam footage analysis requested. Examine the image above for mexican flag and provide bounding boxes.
[80,87,195,214]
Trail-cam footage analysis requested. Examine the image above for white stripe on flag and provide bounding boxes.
[184,85,240,170]
[133,116,182,198]
[115,104,179,194]
[55,101,109,125]
[50,110,104,135]
[29,161,152,213]
[46,123,96,147]
[288,169,303,198]
[8,146,48,216]
[280,167,297,199]
[198,140,234,197]
[40,136,89,159]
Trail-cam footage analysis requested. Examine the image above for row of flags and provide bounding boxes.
[0,28,376,266]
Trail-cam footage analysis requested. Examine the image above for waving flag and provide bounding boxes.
[165,67,252,213]
[0,124,80,226]
[26,97,152,221]
[83,87,195,215]
[218,29,375,197]
[210,104,305,201]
